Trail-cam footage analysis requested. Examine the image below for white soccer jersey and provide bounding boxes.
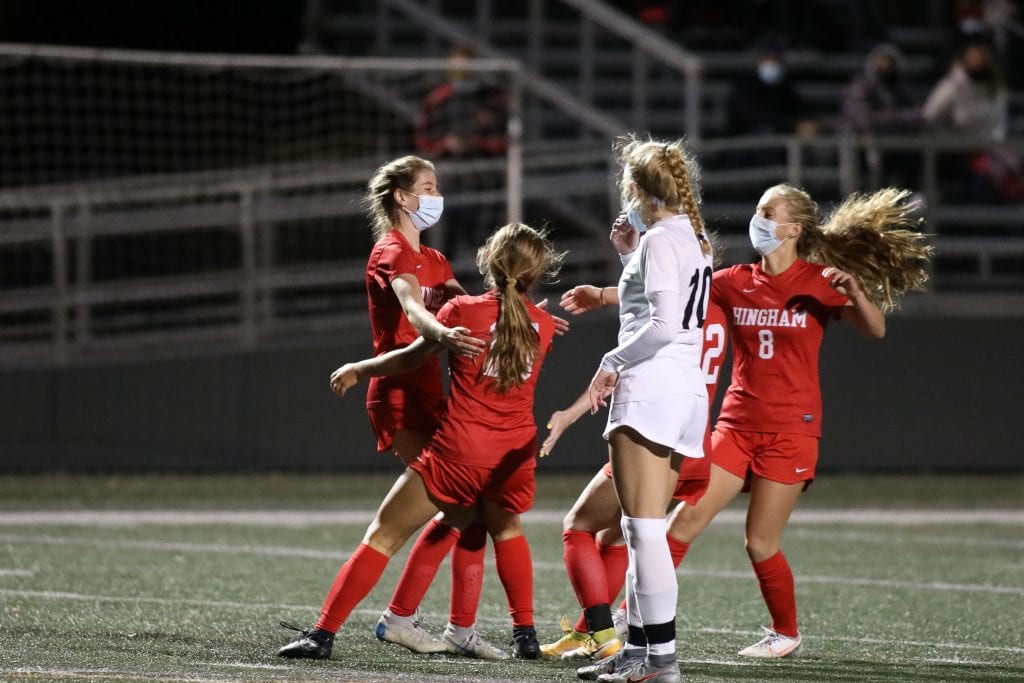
[600,214,713,403]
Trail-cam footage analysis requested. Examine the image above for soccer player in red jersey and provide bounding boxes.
[665,184,932,659]
[277,155,501,661]
[536,299,727,664]
[276,222,564,662]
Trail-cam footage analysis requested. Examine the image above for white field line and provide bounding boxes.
[0,532,348,561]
[0,568,35,576]
[3,587,1022,659]
[786,527,1024,549]
[2,665,489,683]
[675,568,1024,596]
[3,532,1022,596]
[696,627,1024,655]
[7,668,242,683]
[1,508,1023,527]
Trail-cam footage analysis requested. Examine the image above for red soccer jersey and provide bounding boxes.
[427,292,556,469]
[679,301,729,481]
[365,229,455,410]
[711,260,848,437]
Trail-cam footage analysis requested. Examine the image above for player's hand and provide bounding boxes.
[560,285,603,316]
[439,326,486,357]
[330,364,360,397]
[823,267,863,300]
[588,368,618,414]
[610,212,640,255]
[536,299,571,336]
[539,409,575,457]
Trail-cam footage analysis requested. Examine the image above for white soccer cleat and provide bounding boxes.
[737,627,802,658]
[596,656,681,683]
[442,624,511,661]
[577,648,643,681]
[375,609,447,654]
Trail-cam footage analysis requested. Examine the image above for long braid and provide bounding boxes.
[616,135,713,258]
[662,144,713,257]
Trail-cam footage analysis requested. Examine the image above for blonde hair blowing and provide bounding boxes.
[768,184,934,313]
[475,223,566,393]
[364,155,435,241]
[615,134,712,256]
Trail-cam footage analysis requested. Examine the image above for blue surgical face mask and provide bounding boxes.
[758,60,784,85]
[626,209,648,234]
[405,194,444,231]
[624,197,665,234]
[749,213,789,256]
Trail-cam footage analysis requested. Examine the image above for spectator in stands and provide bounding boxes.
[416,44,509,258]
[923,41,1007,142]
[923,42,1020,202]
[727,43,818,168]
[840,44,921,135]
[729,44,818,138]
[840,44,923,188]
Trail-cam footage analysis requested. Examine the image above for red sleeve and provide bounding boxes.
[710,267,734,308]
[436,298,459,329]
[813,267,851,315]
[372,242,419,290]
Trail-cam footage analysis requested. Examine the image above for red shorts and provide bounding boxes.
[367,401,443,454]
[601,456,709,506]
[710,427,819,490]
[411,448,536,515]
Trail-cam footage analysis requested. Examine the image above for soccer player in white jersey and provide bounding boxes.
[575,136,713,683]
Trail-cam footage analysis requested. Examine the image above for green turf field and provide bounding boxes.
[1,473,1021,682]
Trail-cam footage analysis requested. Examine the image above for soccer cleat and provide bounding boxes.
[596,656,681,682]
[375,609,447,654]
[276,621,333,659]
[612,607,628,643]
[540,616,590,658]
[737,627,802,658]
[442,624,511,661]
[563,633,623,661]
[512,625,541,659]
[560,636,598,661]
[576,648,643,681]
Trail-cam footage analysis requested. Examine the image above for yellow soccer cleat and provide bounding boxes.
[539,616,590,659]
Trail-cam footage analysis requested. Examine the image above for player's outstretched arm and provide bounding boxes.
[539,389,591,457]
[329,335,445,397]
[560,285,619,315]
[393,274,486,357]
[535,298,570,336]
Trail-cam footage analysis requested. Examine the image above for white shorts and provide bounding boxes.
[602,393,707,458]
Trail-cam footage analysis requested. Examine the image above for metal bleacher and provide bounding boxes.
[1,0,1022,370]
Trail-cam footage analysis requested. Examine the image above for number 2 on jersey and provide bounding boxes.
[701,322,726,383]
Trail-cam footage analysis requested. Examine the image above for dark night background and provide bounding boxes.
[0,1,304,54]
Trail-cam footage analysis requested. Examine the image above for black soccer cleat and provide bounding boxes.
[276,621,334,659]
[511,625,540,659]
